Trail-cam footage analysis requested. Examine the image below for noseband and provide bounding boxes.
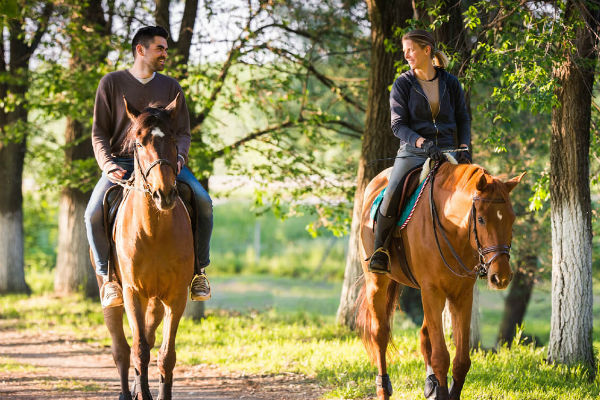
[429,167,511,279]
[133,141,178,194]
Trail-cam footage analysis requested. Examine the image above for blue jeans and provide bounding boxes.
[84,158,213,276]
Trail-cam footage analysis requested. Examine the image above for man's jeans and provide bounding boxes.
[84,158,213,275]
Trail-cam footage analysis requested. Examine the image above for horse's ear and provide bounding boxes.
[476,174,488,191]
[505,171,526,193]
[164,92,181,120]
[123,96,140,121]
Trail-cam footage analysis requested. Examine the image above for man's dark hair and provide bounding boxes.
[131,26,169,58]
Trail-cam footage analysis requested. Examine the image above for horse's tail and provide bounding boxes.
[355,277,401,364]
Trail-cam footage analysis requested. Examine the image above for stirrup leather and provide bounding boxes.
[368,247,391,274]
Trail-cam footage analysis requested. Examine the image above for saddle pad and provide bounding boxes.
[369,178,427,227]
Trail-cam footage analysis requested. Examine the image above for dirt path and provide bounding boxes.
[0,328,326,400]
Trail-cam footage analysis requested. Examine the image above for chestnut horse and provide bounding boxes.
[94,95,194,400]
[356,162,524,400]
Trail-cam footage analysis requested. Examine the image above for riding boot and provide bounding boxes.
[368,211,397,273]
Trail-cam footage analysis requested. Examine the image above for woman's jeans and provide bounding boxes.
[379,143,459,217]
[379,144,428,218]
[84,158,213,276]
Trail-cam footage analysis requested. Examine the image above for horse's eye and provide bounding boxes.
[136,142,143,148]
[477,216,485,224]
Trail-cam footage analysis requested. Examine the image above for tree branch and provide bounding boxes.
[28,1,54,57]
[267,45,366,112]
[192,6,264,127]
[209,119,300,160]
[177,0,199,64]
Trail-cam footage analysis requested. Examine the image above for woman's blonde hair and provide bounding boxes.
[402,29,449,69]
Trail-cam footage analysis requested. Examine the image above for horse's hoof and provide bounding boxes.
[157,379,172,400]
[424,374,449,400]
[119,392,133,400]
[449,377,464,400]
[376,373,393,398]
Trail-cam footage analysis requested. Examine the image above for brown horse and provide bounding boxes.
[93,95,194,400]
[356,162,524,400]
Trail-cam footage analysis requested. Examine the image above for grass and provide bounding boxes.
[52,379,105,392]
[2,273,600,399]
[0,356,44,373]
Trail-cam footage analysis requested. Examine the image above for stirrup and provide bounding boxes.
[368,247,391,274]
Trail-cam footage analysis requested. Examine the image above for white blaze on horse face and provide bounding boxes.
[497,210,503,221]
[151,127,165,138]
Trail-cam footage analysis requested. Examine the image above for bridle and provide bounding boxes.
[429,165,511,279]
[133,138,178,195]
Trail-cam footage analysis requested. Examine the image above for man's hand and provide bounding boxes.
[421,140,443,162]
[177,154,185,175]
[107,166,127,183]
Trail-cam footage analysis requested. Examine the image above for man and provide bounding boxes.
[84,26,212,308]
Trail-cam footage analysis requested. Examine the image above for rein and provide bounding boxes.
[429,164,511,279]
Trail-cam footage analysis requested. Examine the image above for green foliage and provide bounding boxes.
[23,191,57,274]
[210,201,347,280]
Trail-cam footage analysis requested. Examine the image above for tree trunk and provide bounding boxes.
[54,118,97,298]
[0,136,28,294]
[497,254,536,345]
[0,18,36,294]
[548,1,596,370]
[54,0,107,298]
[336,0,411,328]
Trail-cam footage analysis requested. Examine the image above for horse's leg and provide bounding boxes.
[156,298,186,400]
[124,290,153,400]
[447,291,474,400]
[365,274,394,400]
[421,289,450,400]
[95,273,132,400]
[145,298,165,348]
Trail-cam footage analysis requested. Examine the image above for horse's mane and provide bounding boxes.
[437,162,501,195]
[121,103,179,154]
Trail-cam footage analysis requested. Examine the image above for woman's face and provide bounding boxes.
[402,39,431,70]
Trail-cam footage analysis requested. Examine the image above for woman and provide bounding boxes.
[369,29,471,273]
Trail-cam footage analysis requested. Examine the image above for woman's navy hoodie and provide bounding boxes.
[390,67,470,149]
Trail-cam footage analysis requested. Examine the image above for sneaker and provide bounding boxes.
[368,247,390,274]
[190,273,211,301]
[100,281,124,308]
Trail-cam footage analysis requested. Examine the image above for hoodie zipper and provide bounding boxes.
[415,78,447,146]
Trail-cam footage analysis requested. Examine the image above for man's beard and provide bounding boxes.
[151,58,166,71]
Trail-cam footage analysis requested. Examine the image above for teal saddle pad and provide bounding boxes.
[370,178,426,227]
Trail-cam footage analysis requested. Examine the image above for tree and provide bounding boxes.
[336,0,412,328]
[0,1,53,294]
[52,0,115,298]
[548,0,597,370]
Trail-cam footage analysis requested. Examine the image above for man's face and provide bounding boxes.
[138,36,168,72]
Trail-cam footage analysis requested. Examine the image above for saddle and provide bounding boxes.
[372,166,423,287]
[103,181,197,274]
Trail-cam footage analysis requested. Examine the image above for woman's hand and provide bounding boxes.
[421,140,443,161]
[456,145,471,164]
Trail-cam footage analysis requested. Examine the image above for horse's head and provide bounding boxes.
[123,94,181,211]
[472,170,525,290]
